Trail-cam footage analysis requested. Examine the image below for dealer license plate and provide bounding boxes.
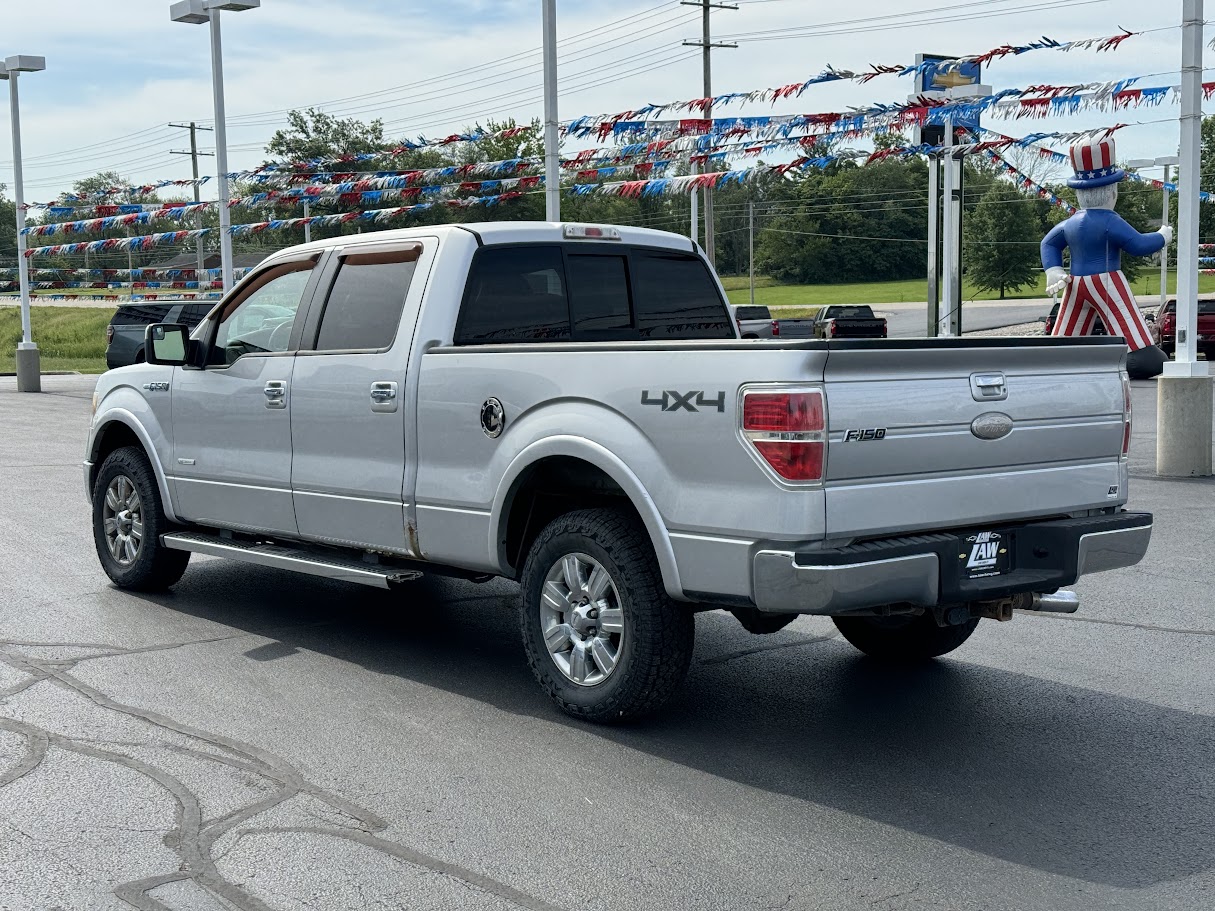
[960,530,1011,579]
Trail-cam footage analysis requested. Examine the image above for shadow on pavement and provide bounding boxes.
[133,560,1214,891]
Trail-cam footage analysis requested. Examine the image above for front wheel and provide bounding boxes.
[92,446,190,591]
[519,508,694,723]
[832,611,978,661]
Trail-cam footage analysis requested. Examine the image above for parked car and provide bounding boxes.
[106,302,214,369]
[1157,298,1215,358]
[813,304,887,339]
[86,222,1151,722]
[733,304,818,339]
[1043,302,1108,337]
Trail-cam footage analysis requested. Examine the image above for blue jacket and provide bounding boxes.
[1041,209,1165,276]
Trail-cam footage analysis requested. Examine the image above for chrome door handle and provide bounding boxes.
[264,380,287,409]
[370,381,398,413]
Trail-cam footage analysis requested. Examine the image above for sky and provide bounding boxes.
[0,0,1208,202]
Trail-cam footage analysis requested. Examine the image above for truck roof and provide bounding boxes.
[261,221,700,266]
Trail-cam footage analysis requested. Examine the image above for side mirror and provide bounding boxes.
[145,323,190,366]
[1146,313,1156,323]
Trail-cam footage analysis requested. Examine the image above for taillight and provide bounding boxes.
[1121,374,1132,458]
[770,320,780,337]
[829,322,839,337]
[741,389,826,482]
[106,325,114,345]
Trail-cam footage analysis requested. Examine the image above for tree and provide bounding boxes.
[962,181,1043,299]
[0,184,16,262]
[267,108,387,161]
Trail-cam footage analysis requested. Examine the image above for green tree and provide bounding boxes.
[962,182,1043,299]
[0,183,16,261]
[267,108,388,161]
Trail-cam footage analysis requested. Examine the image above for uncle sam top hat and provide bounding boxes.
[1067,135,1125,188]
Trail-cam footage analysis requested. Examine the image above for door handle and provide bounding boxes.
[264,380,287,409]
[370,381,399,413]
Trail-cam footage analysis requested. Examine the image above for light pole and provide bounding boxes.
[541,0,559,221]
[1,55,46,394]
[169,0,259,293]
[1126,155,1180,307]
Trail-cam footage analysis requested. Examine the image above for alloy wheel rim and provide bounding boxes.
[102,475,143,567]
[540,552,625,687]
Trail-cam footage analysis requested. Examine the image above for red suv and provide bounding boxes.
[1157,299,1215,359]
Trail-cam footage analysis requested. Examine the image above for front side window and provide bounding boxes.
[212,260,315,365]
[632,250,732,340]
[456,246,571,344]
[313,246,421,351]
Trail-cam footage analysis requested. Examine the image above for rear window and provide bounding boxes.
[314,246,421,351]
[828,306,874,318]
[1201,302,1215,315]
[631,250,732,340]
[111,305,174,326]
[456,246,571,344]
[735,306,770,320]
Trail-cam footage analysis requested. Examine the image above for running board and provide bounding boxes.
[161,531,421,589]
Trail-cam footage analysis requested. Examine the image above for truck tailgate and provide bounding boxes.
[821,339,1128,539]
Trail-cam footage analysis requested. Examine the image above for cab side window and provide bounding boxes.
[455,246,571,344]
[211,260,316,365]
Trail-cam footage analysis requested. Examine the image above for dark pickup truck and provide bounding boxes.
[813,305,888,339]
[733,304,817,339]
[105,301,214,369]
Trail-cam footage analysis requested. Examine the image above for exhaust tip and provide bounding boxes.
[1029,591,1080,613]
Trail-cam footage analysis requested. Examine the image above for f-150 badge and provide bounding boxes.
[641,390,726,413]
[843,428,887,441]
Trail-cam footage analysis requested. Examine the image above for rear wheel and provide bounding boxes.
[92,446,190,591]
[519,508,694,722]
[832,611,978,661]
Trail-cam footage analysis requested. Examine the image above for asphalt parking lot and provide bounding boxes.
[2,373,1213,911]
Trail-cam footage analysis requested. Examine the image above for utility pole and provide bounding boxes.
[748,199,755,305]
[170,121,215,287]
[682,0,736,266]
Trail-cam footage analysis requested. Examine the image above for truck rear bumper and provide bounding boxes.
[752,511,1152,615]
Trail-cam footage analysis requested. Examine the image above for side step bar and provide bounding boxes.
[161,531,421,589]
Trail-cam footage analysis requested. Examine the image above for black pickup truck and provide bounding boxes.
[813,304,888,339]
[105,302,214,369]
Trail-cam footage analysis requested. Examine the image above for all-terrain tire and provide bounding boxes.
[92,446,190,591]
[519,508,694,723]
[832,611,979,661]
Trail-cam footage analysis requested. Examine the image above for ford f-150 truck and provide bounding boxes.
[85,222,1152,722]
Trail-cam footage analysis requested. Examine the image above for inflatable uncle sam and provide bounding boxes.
[1041,135,1171,378]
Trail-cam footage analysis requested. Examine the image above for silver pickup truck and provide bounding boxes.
[85,222,1152,721]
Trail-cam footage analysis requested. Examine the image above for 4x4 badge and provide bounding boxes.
[640,390,725,413]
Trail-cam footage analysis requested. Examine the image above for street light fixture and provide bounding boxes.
[1,54,47,394]
[1126,155,1181,308]
[170,0,260,294]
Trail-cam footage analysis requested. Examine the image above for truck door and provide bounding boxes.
[171,257,321,536]
[288,240,434,555]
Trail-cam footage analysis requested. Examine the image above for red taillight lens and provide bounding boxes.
[743,392,824,432]
[770,319,780,337]
[1121,375,1132,458]
[742,390,826,482]
[830,322,839,336]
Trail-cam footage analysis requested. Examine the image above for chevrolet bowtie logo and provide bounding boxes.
[932,69,976,89]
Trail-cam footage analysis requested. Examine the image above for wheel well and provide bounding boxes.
[501,456,640,578]
[90,422,144,494]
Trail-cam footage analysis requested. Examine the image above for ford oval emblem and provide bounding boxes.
[971,412,1013,441]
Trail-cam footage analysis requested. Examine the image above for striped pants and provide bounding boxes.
[1051,270,1153,351]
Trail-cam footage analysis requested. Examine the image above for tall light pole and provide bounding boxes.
[1127,155,1180,307]
[170,0,259,293]
[1,55,46,394]
[1157,0,1212,478]
[541,0,560,221]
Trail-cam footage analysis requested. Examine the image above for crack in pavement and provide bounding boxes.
[700,632,839,666]
[0,643,568,911]
[1015,611,1215,637]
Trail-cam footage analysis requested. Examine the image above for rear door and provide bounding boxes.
[288,240,435,554]
[820,340,1128,539]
